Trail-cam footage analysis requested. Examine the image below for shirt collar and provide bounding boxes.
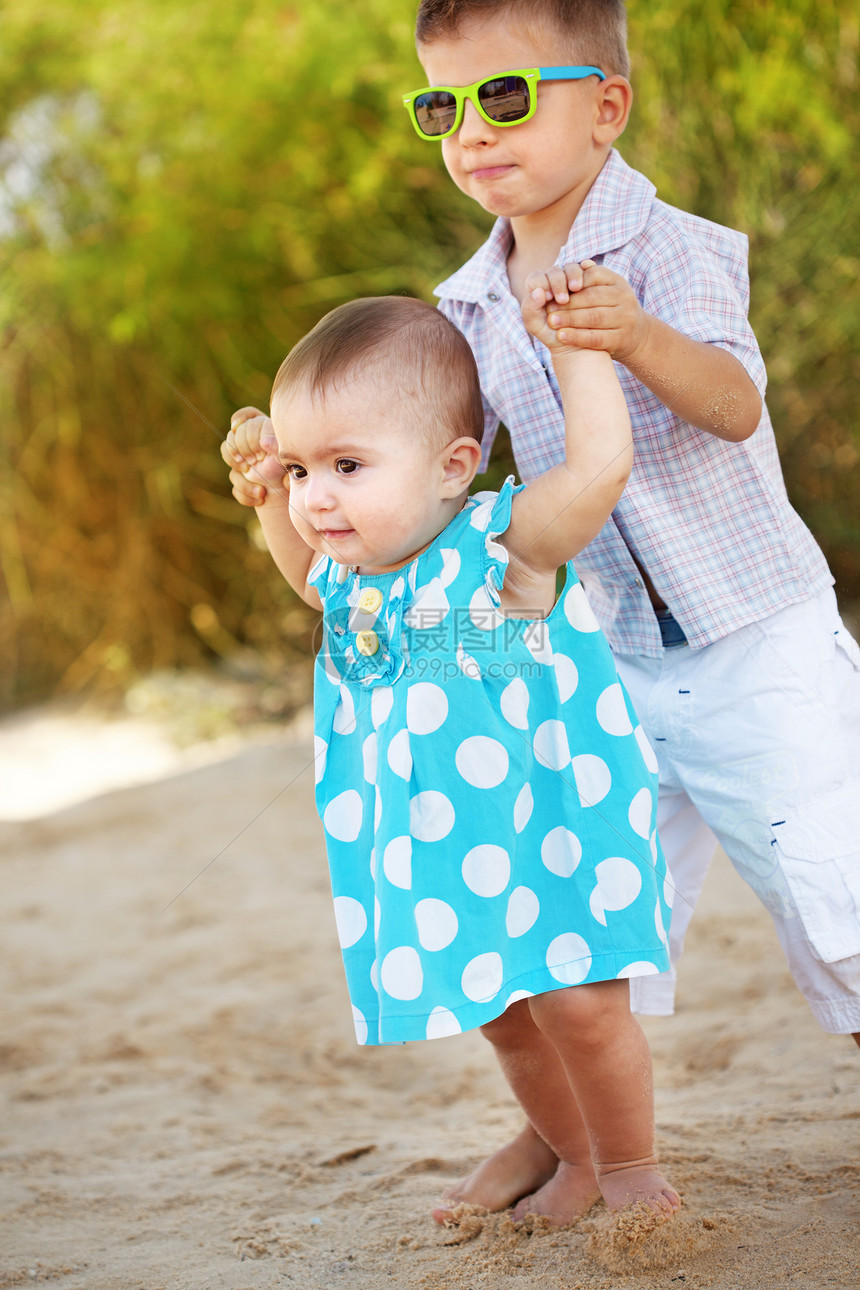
[435,149,656,303]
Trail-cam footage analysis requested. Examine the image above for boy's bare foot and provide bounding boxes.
[510,1160,602,1226]
[432,1125,558,1224]
[597,1159,681,1220]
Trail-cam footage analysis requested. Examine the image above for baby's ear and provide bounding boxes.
[440,436,482,495]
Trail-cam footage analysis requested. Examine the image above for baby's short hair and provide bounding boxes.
[272,296,484,444]
[415,0,630,81]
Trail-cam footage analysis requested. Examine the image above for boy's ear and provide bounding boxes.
[593,76,633,145]
[439,436,482,496]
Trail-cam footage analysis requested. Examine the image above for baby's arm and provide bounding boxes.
[503,263,633,581]
[543,263,761,442]
[222,408,321,609]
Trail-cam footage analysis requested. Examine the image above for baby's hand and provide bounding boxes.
[535,262,648,364]
[221,406,286,507]
[522,262,595,355]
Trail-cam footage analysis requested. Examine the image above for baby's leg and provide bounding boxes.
[525,980,680,1221]
[432,999,596,1224]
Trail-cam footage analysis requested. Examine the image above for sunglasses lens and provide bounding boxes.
[478,75,531,123]
[414,90,458,137]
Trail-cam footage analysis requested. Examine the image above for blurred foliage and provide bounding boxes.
[1,0,858,709]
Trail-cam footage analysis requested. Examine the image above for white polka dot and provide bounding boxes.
[324,789,363,842]
[628,787,653,839]
[381,946,423,1000]
[404,576,450,627]
[462,845,510,898]
[439,548,461,588]
[456,736,509,788]
[461,952,504,1002]
[414,898,459,951]
[589,856,642,926]
[468,584,505,631]
[390,575,405,601]
[362,732,377,785]
[563,583,600,632]
[514,783,534,833]
[663,861,676,910]
[371,687,394,729]
[553,652,579,702]
[541,826,582,878]
[410,791,456,842]
[506,886,540,937]
[571,753,612,807]
[313,735,327,785]
[426,1006,461,1039]
[352,1005,368,1045]
[468,497,494,530]
[617,961,660,979]
[333,684,356,735]
[500,677,530,729]
[546,933,592,984]
[456,641,482,680]
[370,959,378,990]
[406,683,448,735]
[369,847,376,880]
[387,728,413,780]
[382,835,412,890]
[504,989,534,1008]
[374,786,382,828]
[333,895,367,948]
[634,724,659,773]
[374,896,381,936]
[533,719,571,771]
[595,682,634,736]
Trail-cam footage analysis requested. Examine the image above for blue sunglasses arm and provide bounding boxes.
[538,65,606,82]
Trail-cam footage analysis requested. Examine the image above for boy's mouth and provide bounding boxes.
[468,163,515,181]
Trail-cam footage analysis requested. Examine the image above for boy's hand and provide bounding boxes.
[535,262,650,364]
[221,406,286,507]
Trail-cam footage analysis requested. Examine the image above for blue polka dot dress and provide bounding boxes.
[308,480,672,1045]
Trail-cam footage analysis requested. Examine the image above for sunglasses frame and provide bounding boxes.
[403,65,606,140]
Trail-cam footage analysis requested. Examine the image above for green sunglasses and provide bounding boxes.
[403,65,606,140]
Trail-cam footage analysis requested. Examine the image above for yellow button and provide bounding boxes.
[356,630,379,657]
[358,587,383,613]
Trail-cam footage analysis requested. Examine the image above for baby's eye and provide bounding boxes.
[336,459,360,475]
[285,463,307,480]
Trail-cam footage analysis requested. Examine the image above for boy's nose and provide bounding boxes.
[458,98,496,146]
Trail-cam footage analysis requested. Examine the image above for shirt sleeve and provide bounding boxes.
[631,224,768,400]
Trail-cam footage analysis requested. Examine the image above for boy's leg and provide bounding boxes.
[622,589,860,1040]
[521,981,679,1222]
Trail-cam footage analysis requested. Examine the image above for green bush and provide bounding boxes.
[2,0,857,708]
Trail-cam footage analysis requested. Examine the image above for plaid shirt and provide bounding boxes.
[435,149,832,656]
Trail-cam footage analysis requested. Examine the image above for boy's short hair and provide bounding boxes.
[415,0,630,81]
[272,296,484,444]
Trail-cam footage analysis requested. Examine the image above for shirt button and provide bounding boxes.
[487,291,500,302]
[634,578,644,589]
[356,630,379,657]
[358,586,383,613]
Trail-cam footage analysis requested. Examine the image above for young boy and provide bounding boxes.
[399,0,860,1223]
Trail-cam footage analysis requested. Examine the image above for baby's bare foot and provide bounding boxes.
[432,1126,558,1224]
[597,1160,681,1224]
[510,1160,602,1226]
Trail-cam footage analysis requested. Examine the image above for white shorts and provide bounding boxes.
[615,587,860,1034]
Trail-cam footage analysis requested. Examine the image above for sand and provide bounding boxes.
[2,715,858,1289]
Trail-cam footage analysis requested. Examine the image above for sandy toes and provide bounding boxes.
[432,1126,559,1224]
[509,1160,602,1226]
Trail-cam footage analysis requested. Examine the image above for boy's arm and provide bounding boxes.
[545,263,762,442]
[503,264,634,576]
[223,409,321,610]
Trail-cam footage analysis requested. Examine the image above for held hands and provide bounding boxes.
[522,261,649,364]
[221,406,286,507]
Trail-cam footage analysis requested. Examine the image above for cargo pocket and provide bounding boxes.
[769,781,860,963]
